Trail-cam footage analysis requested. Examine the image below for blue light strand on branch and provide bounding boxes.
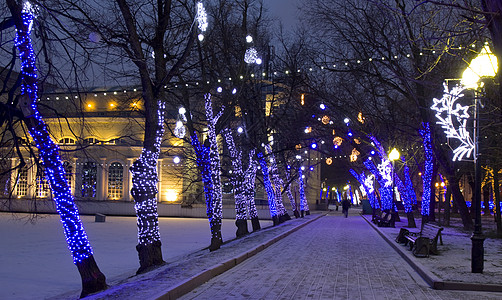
[130,100,165,246]
[15,2,93,263]
[257,152,278,219]
[419,123,434,216]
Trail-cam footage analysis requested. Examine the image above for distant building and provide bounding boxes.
[1,87,321,217]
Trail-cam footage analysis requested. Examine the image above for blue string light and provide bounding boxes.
[349,169,378,209]
[298,166,309,212]
[257,152,279,221]
[419,123,433,216]
[364,159,392,210]
[15,2,93,263]
[403,157,417,206]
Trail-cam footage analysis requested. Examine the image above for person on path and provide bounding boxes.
[341,193,350,218]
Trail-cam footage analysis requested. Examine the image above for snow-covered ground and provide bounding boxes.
[373,215,502,285]
[0,212,272,300]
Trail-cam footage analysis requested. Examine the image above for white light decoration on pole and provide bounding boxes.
[431,84,473,161]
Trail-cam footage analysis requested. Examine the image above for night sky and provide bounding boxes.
[265,0,300,31]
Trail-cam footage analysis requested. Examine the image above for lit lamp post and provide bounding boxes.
[388,148,400,213]
[461,45,498,273]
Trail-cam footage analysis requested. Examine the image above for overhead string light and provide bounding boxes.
[15,2,95,264]
[419,122,433,217]
[430,83,473,161]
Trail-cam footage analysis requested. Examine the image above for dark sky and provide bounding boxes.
[265,0,300,31]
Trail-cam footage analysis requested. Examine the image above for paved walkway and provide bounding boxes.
[179,212,501,300]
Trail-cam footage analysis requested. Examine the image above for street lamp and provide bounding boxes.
[461,45,498,273]
[388,148,400,212]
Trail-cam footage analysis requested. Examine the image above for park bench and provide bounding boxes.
[372,211,388,224]
[398,223,443,257]
[373,211,396,228]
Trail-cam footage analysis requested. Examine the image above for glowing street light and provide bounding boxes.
[388,148,400,161]
[461,45,498,274]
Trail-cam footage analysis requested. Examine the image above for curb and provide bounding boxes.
[155,214,325,300]
[362,215,502,292]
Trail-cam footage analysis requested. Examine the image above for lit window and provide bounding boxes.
[16,166,28,197]
[81,162,97,198]
[108,162,123,200]
[84,137,99,145]
[36,166,50,198]
[58,138,76,145]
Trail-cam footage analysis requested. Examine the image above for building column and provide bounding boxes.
[157,158,164,202]
[125,158,134,202]
[71,157,78,198]
[98,157,107,200]
[27,158,35,199]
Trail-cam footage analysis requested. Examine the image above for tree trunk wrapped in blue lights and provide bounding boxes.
[363,159,393,211]
[349,169,378,211]
[190,94,224,250]
[222,128,248,237]
[403,158,418,206]
[129,100,165,273]
[419,122,433,219]
[394,173,417,228]
[284,168,300,218]
[265,145,290,222]
[298,167,309,216]
[244,150,261,231]
[258,152,279,225]
[8,1,106,296]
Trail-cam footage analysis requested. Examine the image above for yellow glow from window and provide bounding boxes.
[87,103,93,108]
[165,189,178,202]
[109,103,115,108]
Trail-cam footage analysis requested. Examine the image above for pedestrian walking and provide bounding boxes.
[341,192,350,218]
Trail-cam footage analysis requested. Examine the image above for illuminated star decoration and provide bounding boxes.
[430,83,473,161]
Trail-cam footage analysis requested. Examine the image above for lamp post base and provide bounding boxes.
[471,232,485,273]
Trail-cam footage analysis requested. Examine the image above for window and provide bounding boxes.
[84,137,99,145]
[58,137,76,145]
[36,167,50,198]
[81,162,97,198]
[108,162,123,200]
[16,166,28,197]
[63,161,73,192]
